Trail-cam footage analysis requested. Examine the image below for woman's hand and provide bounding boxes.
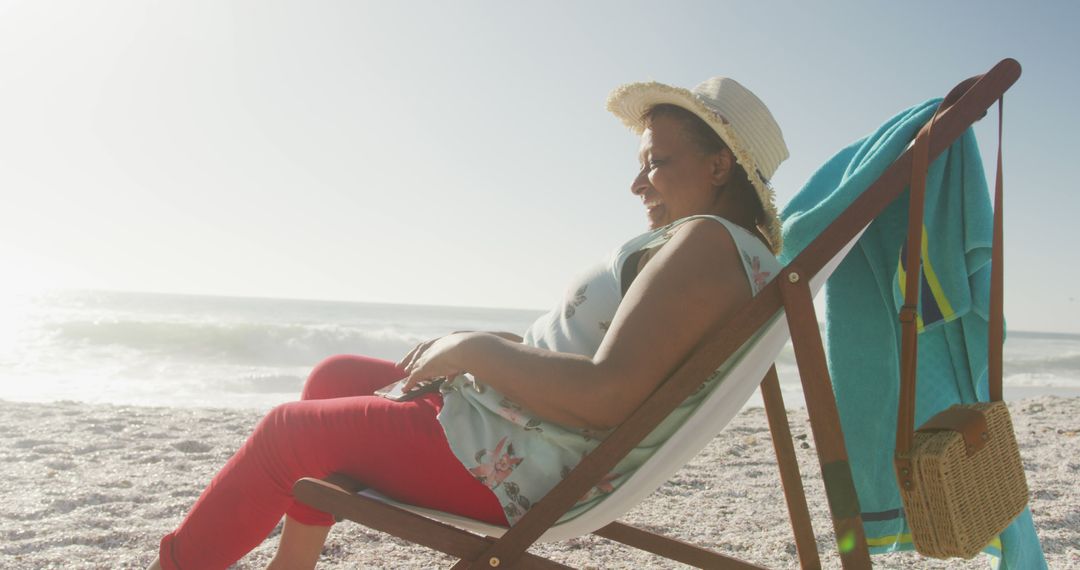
[397,331,522,389]
[399,332,483,392]
[397,331,521,370]
[396,337,443,374]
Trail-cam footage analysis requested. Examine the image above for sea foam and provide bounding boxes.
[1,290,1076,410]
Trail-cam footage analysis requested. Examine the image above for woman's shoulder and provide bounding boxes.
[665,216,781,293]
[666,216,739,250]
[668,216,773,256]
[610,215,778,284]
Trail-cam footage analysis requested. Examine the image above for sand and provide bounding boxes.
[0,396,1076,569]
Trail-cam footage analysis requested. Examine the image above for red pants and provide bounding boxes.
[159,355,507,570]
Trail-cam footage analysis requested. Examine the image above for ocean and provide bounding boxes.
[1,289,1077,411]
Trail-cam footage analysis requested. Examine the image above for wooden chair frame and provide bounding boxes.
[294,59,1021,569]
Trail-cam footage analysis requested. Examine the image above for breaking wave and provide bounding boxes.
[51,318,419,366]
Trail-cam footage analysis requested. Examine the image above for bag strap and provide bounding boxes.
[894,97,1006,466]
[988,100,1005,402]
[894,105,938,462]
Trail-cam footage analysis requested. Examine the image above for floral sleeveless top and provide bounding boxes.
[437,215,780,525]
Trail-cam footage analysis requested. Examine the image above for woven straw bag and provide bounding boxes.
[899,402,1028,558]
[893,94,1028,559]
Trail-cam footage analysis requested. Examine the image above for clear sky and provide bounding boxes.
[1,1,1077,333]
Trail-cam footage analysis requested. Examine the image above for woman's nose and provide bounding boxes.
[630,170,649,196]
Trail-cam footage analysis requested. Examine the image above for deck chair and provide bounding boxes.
[294,59,1022,569]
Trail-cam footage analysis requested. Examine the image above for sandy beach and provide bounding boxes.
[0,396,1076,569]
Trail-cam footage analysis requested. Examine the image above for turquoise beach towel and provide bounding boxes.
[780,100,1045,569]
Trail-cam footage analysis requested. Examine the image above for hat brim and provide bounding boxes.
[606,81,783,254]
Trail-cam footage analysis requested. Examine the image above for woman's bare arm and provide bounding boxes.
[403,219,752,430]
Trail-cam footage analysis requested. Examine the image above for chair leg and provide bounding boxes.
[779,269,872,570]
[761,366,822,570]
[593,522,768,569]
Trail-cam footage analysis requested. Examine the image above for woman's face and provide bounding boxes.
[631,113,729,229]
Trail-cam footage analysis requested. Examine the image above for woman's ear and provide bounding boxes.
[711,148,734,188]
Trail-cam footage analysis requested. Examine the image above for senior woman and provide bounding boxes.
[149,75,788,570]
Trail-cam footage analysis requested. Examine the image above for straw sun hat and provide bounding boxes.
[607,77,789,254]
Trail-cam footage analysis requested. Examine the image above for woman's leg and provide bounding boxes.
[270,355,404,568]
[267,516,331,570]
[151,354,405,570]
[157,361,505,569]
[299,354,406,401]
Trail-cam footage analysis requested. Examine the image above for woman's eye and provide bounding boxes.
[648,159,666,169]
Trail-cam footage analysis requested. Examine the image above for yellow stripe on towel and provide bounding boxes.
[918,225,955,325]
[895,225,956,332]
[865,532,914,548]
[863,533,1004,556]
